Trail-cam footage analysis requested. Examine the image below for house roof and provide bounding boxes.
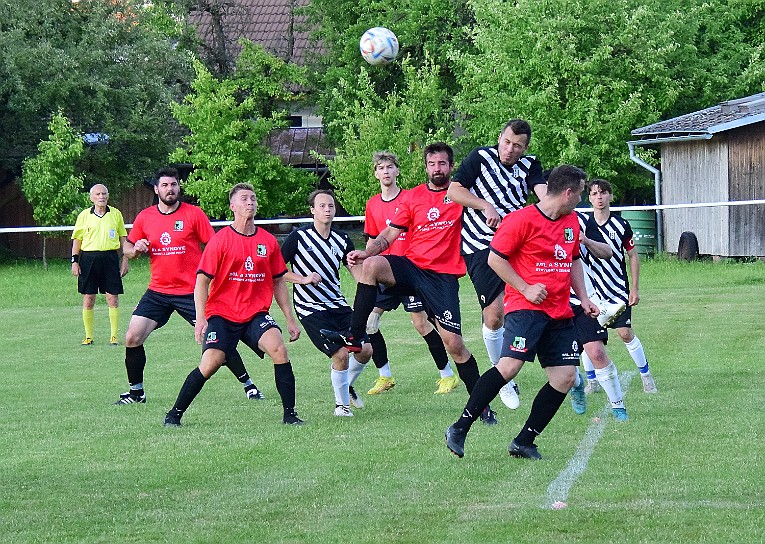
[266,127,334,167]
[188,0,315,66]
[631,92,765,143]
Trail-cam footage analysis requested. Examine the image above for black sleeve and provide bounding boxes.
[452,148,483,190]
[526,158,545,190]
[281,230,298,264]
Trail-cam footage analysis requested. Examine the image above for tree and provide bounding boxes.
[0,0,193,194]
[323,57,454,215]
[170,41,315,219]
[21,112,89,268]
[453,0,765,202]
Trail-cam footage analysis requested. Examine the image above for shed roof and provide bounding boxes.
[266,127,334,167]
[631,92,765,143]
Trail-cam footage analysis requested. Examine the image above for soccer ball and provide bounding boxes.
[359,27,399,65]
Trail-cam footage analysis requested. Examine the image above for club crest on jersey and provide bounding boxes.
[427,207,441,221]
[554,244,567,261]
[160,232,172,246]
[610,230,616,239]
[206,331,218,344]
[511,336,527,353]
[245,256,254,271]
[564,228,574,242]
[174,220,184,231]
[257,244,267,257]
[331,245,340,257]
[443,195,452,204]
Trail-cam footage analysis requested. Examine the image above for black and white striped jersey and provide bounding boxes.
[570,212,600,306]
[452,145,544,254]
[578,212,633,305]
[281,225,354,317]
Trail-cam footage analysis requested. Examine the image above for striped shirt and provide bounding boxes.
[578,212,634,305]
[452,146,544,254]
[281,224,354,318]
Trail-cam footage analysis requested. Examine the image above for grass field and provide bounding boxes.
[1,256,764,543]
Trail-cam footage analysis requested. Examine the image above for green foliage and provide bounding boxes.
[0,0,193,193]
[454,0,765,203]
[322,57,454,215]
[170,42,315,219]
[21,112,89,233]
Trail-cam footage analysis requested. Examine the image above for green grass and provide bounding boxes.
[1,256,764,543]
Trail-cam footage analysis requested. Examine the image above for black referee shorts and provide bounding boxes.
[78,250,124,295]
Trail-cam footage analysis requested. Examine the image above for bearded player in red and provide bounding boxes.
[164,183,303,427]
[116,168,263,405]
[322,142,489,415]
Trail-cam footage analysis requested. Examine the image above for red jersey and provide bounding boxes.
[364,189,409,256]
[490,205,580,320]
[197,226,287,323]
[390,183,465,276]
[128,202,215,295]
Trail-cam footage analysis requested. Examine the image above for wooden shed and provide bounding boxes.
[629,92,765,257]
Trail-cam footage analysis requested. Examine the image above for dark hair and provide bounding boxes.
[229,182,255,202]
[423,142,454,165]
[308,189,336,208]
[501,119,532,141]
[588,178,613,194]
[546,165,587,196]
[155,167,179,183]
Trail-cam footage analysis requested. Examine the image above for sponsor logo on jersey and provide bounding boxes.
[160,232,171,246]
[427,207,441,222]
[443,309,452,321]
[244,256,254,271]
[174,221,184,231]
[564,228,574,242]
[554,244,567,261]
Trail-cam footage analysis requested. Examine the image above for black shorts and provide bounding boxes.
[572,304,608,345]
[500,309,580,367]
[78,250,123,295]
[382,255,462,335]
[374,290,424,313]
[299,307,362,357]
[464,248,504,309]
[203,313,281,359]
[607,305,632,329]
[133,290,196,329]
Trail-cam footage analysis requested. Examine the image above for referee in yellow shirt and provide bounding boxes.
[71,184,129,345]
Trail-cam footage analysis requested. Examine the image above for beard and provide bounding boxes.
[159,192,179,206]
[428,173,449,187]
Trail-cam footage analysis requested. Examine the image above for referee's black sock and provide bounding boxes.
[422,329,449,370]
[351,283,378,339]
[369,331,388,369]
[170,367,208,414]
[125,345,146,387]
[454,366,506,431]
[514,382,566,446]
[274,362,296,413]
[455,354,481,393]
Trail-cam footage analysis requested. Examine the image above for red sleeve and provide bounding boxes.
[127,211,146,244]
[194,206,215,244]
[364,197,379,237]
[269,236,288,278]
[197,232,221,278]
[490,211,523,258]
[390,192,412,231]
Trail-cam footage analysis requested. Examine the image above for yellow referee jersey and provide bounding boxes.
[71,206,127,251]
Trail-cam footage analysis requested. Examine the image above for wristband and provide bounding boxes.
[71,254,79,264]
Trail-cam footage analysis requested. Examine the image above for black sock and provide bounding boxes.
[224,349,250,383]
[369,331,388,369]
[455,354,481,393]
[274,362,296,413]
[453,366,506,430]
[423,329,448,370]
[351,283,378,338]
[515,382,567,445]
[170,368,208,414]
[125,345,146,387]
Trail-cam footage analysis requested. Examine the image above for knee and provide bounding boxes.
[358,344,373,363]
[482,307,503,330]
[410,315,432,336]
[270,344,289,364]
[618,328,634,343]
[124,328,143,347]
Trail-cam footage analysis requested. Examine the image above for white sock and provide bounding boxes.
[440,362,454,379]
[347,354,366,387]
[330,366,350,406]
[625,336,650,374]
[378,362,392,378]
[581,350,596,380]
[595,362,624,408]
[482,324,503,366]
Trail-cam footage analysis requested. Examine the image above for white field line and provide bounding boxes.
[544,371,636,509]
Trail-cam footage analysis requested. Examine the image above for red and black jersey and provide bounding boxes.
[364,189,409,256]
